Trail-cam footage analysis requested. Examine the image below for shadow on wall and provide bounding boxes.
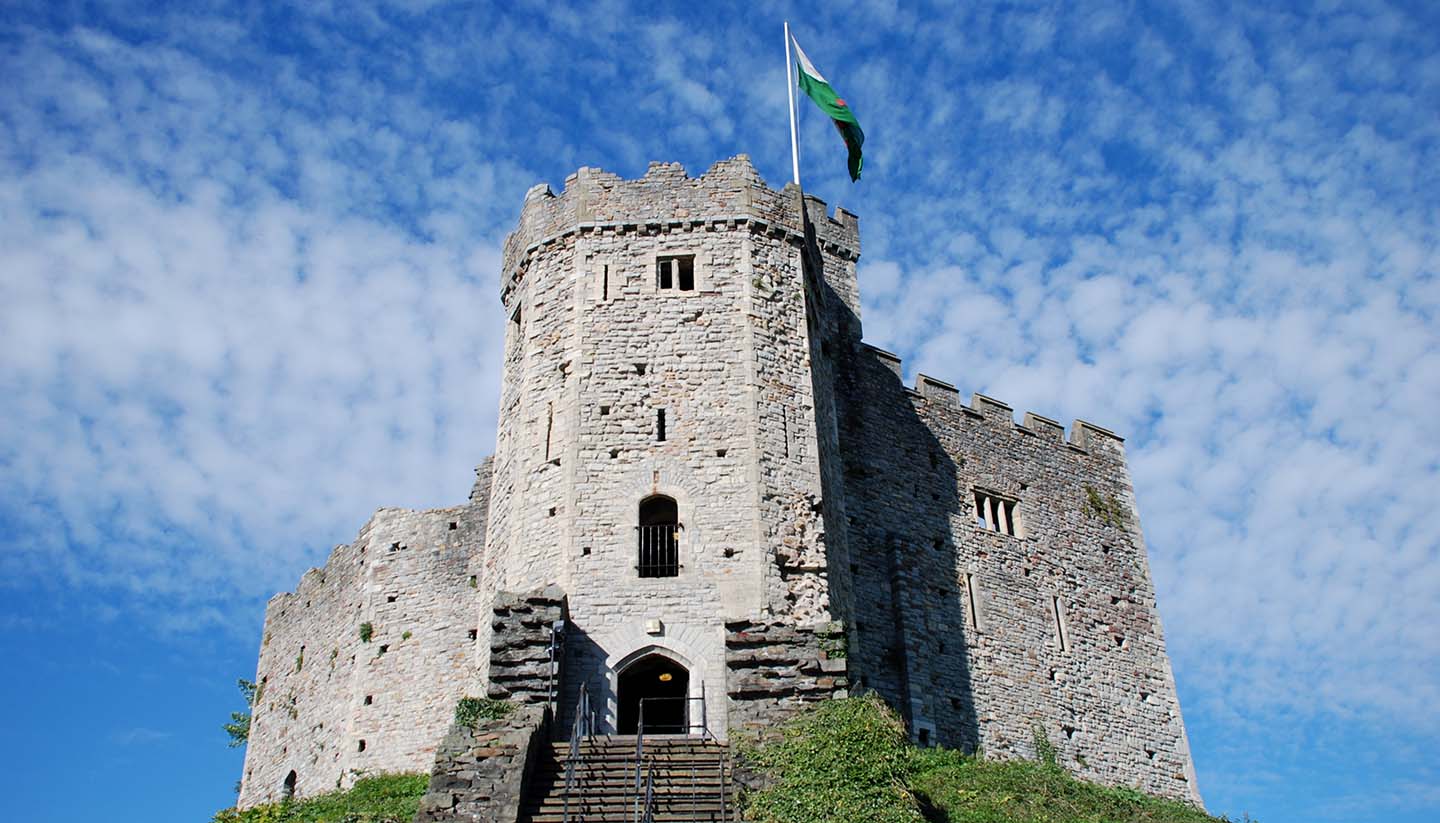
[802,210,979,751]
[553,621,606,739]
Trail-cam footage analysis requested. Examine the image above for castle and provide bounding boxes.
[237,156,1200,813]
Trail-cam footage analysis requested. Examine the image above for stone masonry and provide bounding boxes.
[238,156,1201,810]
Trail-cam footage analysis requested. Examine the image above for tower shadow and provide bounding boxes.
[800,199,978,752]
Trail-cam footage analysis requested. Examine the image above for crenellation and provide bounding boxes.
[238,159,1199,813]
[1022,412,1066,441]
[916,374,961,407]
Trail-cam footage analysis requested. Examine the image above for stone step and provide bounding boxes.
[518,738,731,823]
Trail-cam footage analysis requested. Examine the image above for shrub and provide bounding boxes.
[358,622,373,643]
[740,693,924,823]
[222,679,257,748]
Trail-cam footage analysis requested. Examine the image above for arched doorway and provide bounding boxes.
[617,653,689,735]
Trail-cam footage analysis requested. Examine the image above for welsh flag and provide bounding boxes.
[792,36,865,182]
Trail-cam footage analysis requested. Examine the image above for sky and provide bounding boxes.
[1,1,1437,821]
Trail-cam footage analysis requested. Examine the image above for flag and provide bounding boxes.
[792,36,865,182]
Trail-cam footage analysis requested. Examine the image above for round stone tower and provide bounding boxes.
[479,156,862,737]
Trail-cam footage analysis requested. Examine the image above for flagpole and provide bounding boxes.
[783,21,801,187]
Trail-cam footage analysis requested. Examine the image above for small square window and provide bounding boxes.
[657,255,696,291]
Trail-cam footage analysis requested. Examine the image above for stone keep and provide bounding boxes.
[237,156,1201,808]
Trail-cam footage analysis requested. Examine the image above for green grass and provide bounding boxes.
[740,694,1235,823]
[211,773,427,823]
[909,748,1223,823]
[454,695,512,727]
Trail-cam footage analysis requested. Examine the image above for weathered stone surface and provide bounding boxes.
[238,157,1199,811]
[237,460,493,807]
[413,704,547,823]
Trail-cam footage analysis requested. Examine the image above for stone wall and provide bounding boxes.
[238,158,1200,811]
[833,344,1201,803]
[482,157,862,740]
[486,588,566,707]
[238,461,493,807]
[413,704,547,823]
[413,587,565,822]
[724,620,849,736]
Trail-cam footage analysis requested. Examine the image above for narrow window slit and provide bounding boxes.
[963,573,982,630]
[544,402,553,461]
[1051,595,1070,652]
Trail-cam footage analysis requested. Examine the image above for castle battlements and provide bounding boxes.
[238,158,1199,815]
[501,156,860,305]
[859,343,1126,457]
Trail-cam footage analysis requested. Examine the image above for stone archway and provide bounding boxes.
[616,653,690,735]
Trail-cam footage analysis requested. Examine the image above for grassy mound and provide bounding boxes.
[743,693,924,823]
[740,694,1234,823]
[211,773,427,823]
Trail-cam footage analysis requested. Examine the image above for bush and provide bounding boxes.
[211,773,426,823]
[454,696,512,727]
[741,693,925,823]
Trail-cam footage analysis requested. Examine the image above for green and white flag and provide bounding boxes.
[792,36,865,182]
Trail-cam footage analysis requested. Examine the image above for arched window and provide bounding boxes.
[637,496,680,578]
[281,770,297,802]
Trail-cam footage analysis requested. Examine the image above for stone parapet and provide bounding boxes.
[499,156,860,306]
[724,619,849,736]
[486,587,567,706]
[857,343,1129,461]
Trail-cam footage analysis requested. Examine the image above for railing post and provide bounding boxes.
[633,698,646,823]
[562,682,590,823]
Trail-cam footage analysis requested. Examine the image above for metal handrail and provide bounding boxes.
[632,699,647,823]
[631,685,728,823]
[562,683,591,823]
[628,695,716,738]
[547,619,565,717]
[638,760,657,823]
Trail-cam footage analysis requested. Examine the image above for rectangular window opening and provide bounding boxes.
[782,406,791,458]
[974,490,1018,536]
[656,408,667,442]
[637,500,681,578]
[601,264,609,301]
[963,573,982,631]
[1051,595,1070,652]
[677,256,694,290]
[544,402,554,461]
[657,255,696,291]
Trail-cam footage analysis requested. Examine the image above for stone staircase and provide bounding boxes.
[519,735,731,823]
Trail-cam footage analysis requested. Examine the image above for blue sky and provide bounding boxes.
[1,1,1437,821]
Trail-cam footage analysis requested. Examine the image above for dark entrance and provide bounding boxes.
[617,654,689,735]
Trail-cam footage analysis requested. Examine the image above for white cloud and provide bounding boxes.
[2,2,1438,817]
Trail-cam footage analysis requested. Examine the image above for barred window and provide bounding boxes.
[637,495,681,578]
